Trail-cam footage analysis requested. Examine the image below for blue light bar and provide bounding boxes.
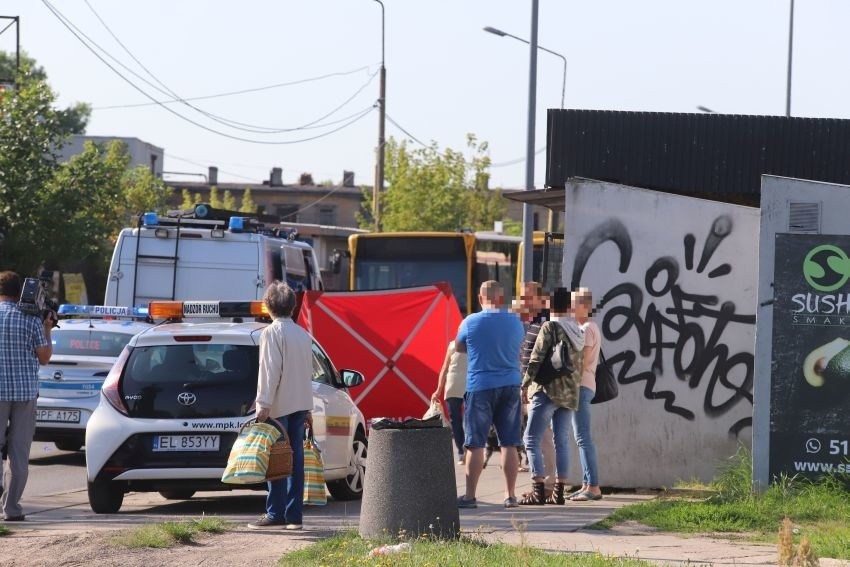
[195,204,210,218]
[142,212,159,226]
[58,305,149,319]
[229,216,245,232]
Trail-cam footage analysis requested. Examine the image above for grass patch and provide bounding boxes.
[598,446,850,560]
[0,525,9,537]
[281,529,653,566]
[112,516,230,549]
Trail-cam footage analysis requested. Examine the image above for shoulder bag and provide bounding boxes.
[533,321,574,386]
[591,350,618,404]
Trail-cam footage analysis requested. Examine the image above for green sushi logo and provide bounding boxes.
[803,245,850,292]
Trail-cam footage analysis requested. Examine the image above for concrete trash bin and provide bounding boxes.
[359,426,459,540]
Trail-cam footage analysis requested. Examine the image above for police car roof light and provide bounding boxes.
[148,300,268,321]
[58,304,149,319]
[228,217,245,232]
[142,212,159,227]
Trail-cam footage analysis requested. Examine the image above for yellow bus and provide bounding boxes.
[347,232,520,315]
[518,231,565,292]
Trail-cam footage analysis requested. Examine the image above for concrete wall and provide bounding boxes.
[753,175,850,489]
[563,179,760,487]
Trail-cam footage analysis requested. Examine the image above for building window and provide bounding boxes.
[276,204,299,222]
[318,206,336,226]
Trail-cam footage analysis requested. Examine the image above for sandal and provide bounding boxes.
[570,490,603,501]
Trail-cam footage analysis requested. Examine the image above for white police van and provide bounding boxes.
[35,304,152,452]
[85,300,367,513]
[104,205,323,308]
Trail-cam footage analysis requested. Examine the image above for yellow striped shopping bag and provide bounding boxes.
[221,421,281,484]
[303,435,327,505]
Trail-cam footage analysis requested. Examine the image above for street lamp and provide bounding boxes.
[483,25,566,110]
[372,0,387,232]
[696,105,715,113]
[786,0,794,117]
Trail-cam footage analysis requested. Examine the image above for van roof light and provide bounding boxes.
[58,304,149,319]
[229,216,245,232]
[142,212,158,227]
[148,300,269,321]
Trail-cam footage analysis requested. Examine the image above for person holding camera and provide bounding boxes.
[0,271,53,522]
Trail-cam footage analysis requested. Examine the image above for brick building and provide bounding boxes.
[164,167,366,227]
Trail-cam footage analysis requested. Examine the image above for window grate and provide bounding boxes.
[788,202,821,234]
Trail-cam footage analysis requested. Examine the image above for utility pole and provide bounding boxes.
[786,0,794,117]
[373,1,386,232]
[0,16,21,88]
[522,0,539,283]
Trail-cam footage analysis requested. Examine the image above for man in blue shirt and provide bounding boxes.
[456,280,524,508]
[0,272,53,522]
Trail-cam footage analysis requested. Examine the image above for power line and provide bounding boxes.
[42,0,375,145]
[92,66,376,110]
[81,0,377,135]
[385,113,429,147]
[490,147,546,168]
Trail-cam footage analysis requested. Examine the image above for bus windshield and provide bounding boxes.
[352,235,470,313]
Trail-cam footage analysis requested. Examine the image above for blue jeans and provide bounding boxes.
[464,386,522,448]
[446,397,465,458]
[523,391,573,479]
[573,386,599,486]
[266,410,307,524]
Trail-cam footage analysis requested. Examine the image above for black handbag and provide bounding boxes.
[591,350,618,404]
[533,322,574,386]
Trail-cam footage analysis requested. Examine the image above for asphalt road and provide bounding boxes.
[26,441,86,497]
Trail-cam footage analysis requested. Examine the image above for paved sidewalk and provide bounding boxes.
[7,458,850,566]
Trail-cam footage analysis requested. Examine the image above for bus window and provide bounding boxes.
[350,234,472,314]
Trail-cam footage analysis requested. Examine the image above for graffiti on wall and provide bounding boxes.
[571,215,755,436]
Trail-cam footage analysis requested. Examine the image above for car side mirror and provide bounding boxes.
[340,369,364,388]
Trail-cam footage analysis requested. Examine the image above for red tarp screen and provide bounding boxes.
[297,284,462,424]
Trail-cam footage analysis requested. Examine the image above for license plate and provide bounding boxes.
[36,409,81,423]
[152,435,220,452]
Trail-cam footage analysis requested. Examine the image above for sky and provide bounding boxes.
[3,0,849,190]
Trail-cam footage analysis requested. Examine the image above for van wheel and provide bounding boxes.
[159,490,195,500]
[88,481,124,514]
[327,428,367,501]
[54,440,83,452]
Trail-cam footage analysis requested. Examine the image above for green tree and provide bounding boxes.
[221,189,237,210]
[0,51,90,135]
[0,66,67,275]
[179,188,202,209]
[239,188,257,213]
[369,135,506,232]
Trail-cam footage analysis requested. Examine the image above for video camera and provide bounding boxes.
[18,271,59,326]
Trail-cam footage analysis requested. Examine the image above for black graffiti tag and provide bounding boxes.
[573,216,755,436]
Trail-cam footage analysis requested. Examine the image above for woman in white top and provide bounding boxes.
[569,288,603,501]
[432,326,467,464]
[249,282,314,530]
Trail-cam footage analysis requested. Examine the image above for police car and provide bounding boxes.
[85,300,368,514]
[35,305,152,452]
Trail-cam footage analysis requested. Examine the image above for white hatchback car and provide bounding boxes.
[85,300,368,514]
[35,305,152,452]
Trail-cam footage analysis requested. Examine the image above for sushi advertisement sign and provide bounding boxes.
[771,233,850,479]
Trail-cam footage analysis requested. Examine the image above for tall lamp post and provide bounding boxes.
[372,0,386,232]
[483,25,566,110]
[0,16,20,88]
[786,0,794,117]
[485,4,560,281]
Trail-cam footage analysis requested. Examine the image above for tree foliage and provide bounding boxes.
[368,135,506,232]
[0,58,166,301]
[0,51,90,135]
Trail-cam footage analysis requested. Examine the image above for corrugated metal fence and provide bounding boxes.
[546,110,850,202]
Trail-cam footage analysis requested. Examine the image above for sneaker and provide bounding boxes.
[456,496,477,509]
[457,455,465,465]
[247,514,286,529]
[504,497,519,508]
[284,523,303,531]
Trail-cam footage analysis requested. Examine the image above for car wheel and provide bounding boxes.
[327,427,367,501]
[54,440,83,452]
[88,480,124,514]
[158,490,196,500]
